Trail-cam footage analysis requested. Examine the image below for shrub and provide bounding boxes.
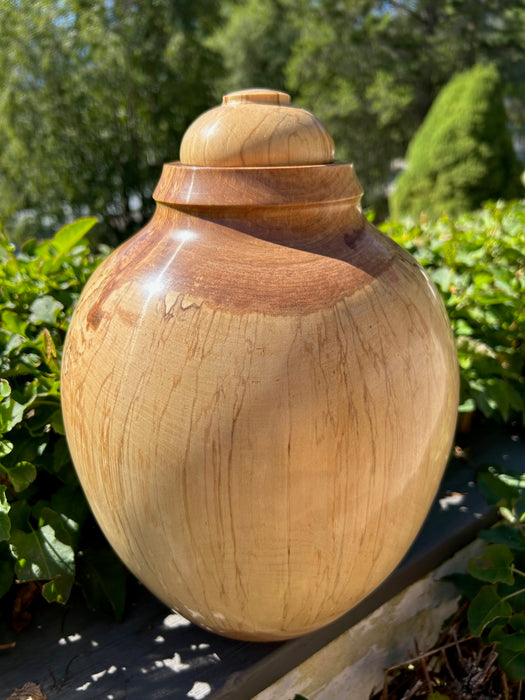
[382,200,525,425]
[447,464,525,682]
[0,219,127,625]
[390,64,523,220]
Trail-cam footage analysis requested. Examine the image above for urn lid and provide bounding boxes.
[179,89,335,167]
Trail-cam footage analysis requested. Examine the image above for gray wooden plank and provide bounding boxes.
[1,585,277,699]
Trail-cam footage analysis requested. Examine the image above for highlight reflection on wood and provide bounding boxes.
[61,91,459,641]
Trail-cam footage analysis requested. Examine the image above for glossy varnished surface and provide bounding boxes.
[154,162,361,208]
[180,89,334,167]
[61,162,459,641]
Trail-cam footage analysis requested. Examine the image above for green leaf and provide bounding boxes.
[497,645,525,682]
[430,267,452,291]
[0,485,11,541]
[473,272,493,286]
[0,378,11,400]
[33,505,79,548]
[498,580,525,614]
[50,486,89,538]
[443,572,484,601]
[51,217,98,255]
[493,268,516,295]
[479,525,525,552]
[42,573,74,604]
[29,295,64,326]
[515,498,525,523]
[458,397,476,413]
[1,311,28,335]
[0,440,13,458]
[511,614,525,632]
[477,471,520,508]
[9,524,75,582]
[7,461,37,493]
[468,544,515,584]
[468,585,512,636]
[0,397,25,432]
[19,352,41,370]
[454,319,473,336]
[50,438,75,481]
[485,380,512,423]
[0,559,13,598]
[49,409,65,435]
[498,472,525,491]
[8,500,31,531]
[78,547,127,621]
[489,625,525,651]
[38,328,59,372]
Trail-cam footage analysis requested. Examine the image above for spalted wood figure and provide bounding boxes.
[61,90,459,641]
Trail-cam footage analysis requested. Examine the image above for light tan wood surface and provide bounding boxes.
[61,93,459,641]
[180,89,334,167]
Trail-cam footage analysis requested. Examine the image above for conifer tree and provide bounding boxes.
[390,64,523,220]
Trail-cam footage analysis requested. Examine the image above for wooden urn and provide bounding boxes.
[61,89,459,641]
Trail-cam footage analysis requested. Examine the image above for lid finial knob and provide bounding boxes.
[180,88,335,167]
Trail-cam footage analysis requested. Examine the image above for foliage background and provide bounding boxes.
[0,0,221,244]
[0,0,524,239]
[0,219,128,622]
[381,201,525,425]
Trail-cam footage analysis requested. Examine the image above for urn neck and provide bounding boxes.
[152,162,365,251]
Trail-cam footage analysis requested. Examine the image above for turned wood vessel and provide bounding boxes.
[61,89,459,641]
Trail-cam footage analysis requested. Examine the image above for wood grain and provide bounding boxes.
[61,159,459,641]
[179,89,335,167]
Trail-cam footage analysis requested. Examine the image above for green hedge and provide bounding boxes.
[381,200,525,424]
[0,202,523,619]
[0,219,127,624]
